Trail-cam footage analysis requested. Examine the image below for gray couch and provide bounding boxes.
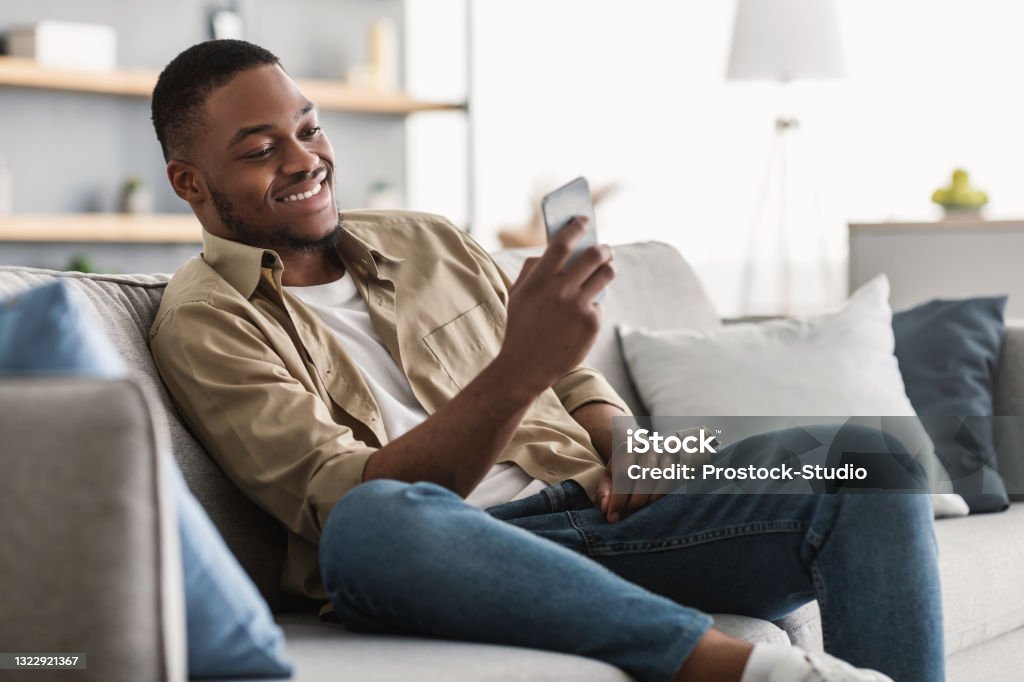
[2,241,1023,682]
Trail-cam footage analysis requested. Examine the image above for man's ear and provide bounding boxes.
[166,160,207,206]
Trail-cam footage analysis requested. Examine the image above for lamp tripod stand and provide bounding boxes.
[737,114,835,316]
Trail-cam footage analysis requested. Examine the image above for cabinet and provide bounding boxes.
[848,218,1024,318]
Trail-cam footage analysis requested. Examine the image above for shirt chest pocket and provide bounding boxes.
[423,299,505,390]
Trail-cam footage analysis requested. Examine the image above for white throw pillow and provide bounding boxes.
[617,275,968,518]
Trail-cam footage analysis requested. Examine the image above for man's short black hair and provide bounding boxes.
[151,39,280,161]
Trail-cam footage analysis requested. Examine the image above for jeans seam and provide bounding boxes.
[582,520,810,557]
[540,483,560,510]
[566,510,594,554]
[811,562,831,652]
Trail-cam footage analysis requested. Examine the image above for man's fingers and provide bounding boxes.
[563,243,613,290]
[579,257,616,301]
[625,492,651,514]
[535,216,589,276]
[510,256,541,294]
[596,471,612,512]
[606,492,631,523]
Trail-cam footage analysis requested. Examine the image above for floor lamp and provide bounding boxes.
[728,0,846,316]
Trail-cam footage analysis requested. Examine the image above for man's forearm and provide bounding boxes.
[570,401,626,464]
[362,355,541,497]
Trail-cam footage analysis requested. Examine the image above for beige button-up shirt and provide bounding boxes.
[149,209,630,603]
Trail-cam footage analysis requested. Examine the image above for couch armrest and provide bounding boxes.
[995,321,1024,498]
[995,321,1024,417]
[0,377,185,682]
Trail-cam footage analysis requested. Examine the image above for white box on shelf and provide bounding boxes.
[6,21,117,71]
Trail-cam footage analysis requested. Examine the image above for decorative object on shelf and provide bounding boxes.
[119,176,153,214]
[365,180,404,210]
[209,2,245,40]
[728,0,846,316]
[66,254,116,274]
[6,21,117,71]
[346,18,399,91]
[498,180,621,248]
[932,168,988,217]
[0,158,11,215]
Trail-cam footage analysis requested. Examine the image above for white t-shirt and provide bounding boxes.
[285,274,546,508]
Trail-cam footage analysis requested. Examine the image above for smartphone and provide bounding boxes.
[541,176,605,301]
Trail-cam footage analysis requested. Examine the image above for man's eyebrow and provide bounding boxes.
[226,103,315,149]
[227,123,275,149]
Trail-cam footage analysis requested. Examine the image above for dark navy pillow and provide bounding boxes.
[893,296,1010,513]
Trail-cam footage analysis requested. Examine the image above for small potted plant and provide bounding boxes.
[119,175,153,214]
[932,168,988,218]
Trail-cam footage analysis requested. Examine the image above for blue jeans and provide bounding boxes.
[319,425,943,682]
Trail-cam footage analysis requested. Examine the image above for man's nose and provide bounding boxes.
[280,139,320,176]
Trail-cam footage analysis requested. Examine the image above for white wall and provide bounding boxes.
[458,0,1024,316]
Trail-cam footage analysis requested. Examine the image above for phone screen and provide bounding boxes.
[542,177,598,259]
[541,176,604,300]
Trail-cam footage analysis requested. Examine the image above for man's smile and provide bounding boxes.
[274,170,332,211]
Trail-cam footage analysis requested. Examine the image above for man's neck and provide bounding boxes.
[280,249,346,287]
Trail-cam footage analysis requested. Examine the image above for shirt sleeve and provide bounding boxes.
[450,222,632,417]
[149,300,376,544]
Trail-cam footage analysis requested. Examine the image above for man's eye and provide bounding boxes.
[246,147,274,159]
[303,126,322,138]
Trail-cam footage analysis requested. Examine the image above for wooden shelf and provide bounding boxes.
[0,214,203,243]
[0,56,466,114]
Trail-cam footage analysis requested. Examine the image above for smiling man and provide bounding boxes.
[148,40,942,682]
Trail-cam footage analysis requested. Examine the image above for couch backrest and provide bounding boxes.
[491,242,720,414]
[0,241,717,612]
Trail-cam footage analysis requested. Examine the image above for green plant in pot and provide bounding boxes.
[932,168,988,216]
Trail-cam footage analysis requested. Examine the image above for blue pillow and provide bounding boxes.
[169,460,294,679]
[0,281,293,678]
[0,280,124,376]
[892,296,1010,513]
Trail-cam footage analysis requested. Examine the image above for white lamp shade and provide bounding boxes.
[727,0,846,81]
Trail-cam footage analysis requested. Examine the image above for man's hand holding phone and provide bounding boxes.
[496,215,616,399]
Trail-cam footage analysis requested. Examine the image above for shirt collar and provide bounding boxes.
[201,213,405,298]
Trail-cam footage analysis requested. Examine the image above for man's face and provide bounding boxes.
[186,64,339,252]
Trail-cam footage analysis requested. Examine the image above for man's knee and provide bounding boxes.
[319,480,459,589]
[836,492,934,540]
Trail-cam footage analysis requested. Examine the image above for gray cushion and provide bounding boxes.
[712,614,791,646]
[258,614,633,682]
[936,503,1024,655]
[239,612,785,682]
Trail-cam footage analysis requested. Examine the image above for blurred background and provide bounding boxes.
[2,0,1023,316]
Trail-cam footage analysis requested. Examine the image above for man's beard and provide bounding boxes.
[208,183,342,254]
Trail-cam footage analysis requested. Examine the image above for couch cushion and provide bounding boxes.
[937,502,1024,655]
[0,280,124,375]
[236,612,785,682]
[491,242,720,416]
[257,614,633,682]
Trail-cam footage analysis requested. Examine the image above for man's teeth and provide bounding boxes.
[280,182,324,203]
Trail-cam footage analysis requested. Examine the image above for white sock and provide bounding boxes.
[740,643,804,682]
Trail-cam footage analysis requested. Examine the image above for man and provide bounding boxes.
[149,40,942,682]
